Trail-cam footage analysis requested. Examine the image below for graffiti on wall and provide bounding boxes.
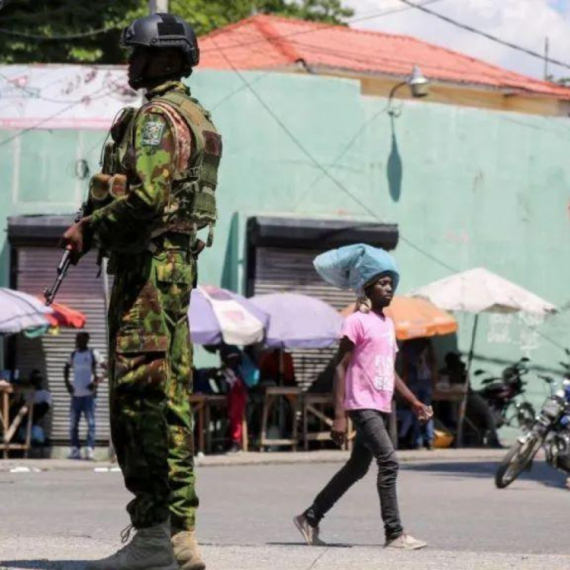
[487,313,544,356]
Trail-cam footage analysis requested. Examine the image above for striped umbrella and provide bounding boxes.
[188,285,269,346]
[0,288,53,334]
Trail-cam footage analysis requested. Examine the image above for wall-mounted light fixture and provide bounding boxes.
[387,65,430,116]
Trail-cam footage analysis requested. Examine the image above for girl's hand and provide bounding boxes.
[413,402,433,423]
[331,415,347,447]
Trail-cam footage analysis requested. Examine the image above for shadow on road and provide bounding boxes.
[267,541,353,548]
[402,459,568,490]
[0,562,87,570]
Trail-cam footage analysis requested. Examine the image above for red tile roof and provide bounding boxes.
[199,14,570,100]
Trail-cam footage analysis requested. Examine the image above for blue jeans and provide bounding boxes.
[70,396,96,449]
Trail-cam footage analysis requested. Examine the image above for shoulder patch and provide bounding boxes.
[141,119,165,146]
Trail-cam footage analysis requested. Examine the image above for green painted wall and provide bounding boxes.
[2,69,570,407]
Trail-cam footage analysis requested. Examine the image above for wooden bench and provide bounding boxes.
[0,384,35,459]
[202,394,249,453]
[189,394,206,455]
[301,393,355,451]
[259,386,301,451]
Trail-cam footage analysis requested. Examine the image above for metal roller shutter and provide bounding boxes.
[14,247,111,444]
[253,246,356,389]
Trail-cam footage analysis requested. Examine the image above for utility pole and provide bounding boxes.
[149,0,169,13]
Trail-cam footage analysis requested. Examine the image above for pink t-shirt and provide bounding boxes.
[342,311,398,413]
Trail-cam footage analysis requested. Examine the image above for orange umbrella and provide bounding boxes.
[340,296,457,341]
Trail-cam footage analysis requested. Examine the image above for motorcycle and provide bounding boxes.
[466,358,536,443]
[495,366,570,489]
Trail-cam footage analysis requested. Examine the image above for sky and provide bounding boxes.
[344,0,570,81]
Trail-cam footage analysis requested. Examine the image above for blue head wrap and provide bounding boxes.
[313,244,400,296]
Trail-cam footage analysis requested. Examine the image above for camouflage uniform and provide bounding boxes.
[88,80,221,531]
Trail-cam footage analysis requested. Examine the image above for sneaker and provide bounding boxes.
[85,520,178,570]
[85,447,95,461]
[68,447,81,460]
[293,514,326,546]
[385,534,428,550]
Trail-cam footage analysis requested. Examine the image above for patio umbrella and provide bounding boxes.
[411,267,557,316]
[412,267,557,367]
[412,267,557,445]
[188,285,269,346]
[340,296,457,341]
[250,293,343,349]
[0,288,53,334]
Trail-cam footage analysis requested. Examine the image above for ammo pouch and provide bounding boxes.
[89,173,129,204]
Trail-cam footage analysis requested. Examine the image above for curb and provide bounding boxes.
[0,449,507,473]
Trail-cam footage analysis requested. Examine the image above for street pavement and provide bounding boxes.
[1,451,570,569]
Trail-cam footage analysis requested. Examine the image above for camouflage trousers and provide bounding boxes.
[108,248,198,531]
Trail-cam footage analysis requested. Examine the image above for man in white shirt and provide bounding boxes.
[64,332,102,460]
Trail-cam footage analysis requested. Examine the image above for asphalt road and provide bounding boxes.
[1,457,570,569]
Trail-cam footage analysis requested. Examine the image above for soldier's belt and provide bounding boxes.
[149,232,195,252]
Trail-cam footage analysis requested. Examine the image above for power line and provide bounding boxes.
[0,25,119,41]
[200,0,451,53]
[0,0,447,105]
[211,34,469,276]
[211,36,566,353]
[400,0,570,73]
[0,86,119,150]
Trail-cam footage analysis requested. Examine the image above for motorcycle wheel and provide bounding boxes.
[515,403,536,431]
[495,433,543,489]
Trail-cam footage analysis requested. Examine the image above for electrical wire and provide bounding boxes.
[0,86,120,150]
[211,35,567,353]
[0,25,119,41]
[200,0,452,53]
[400,0,570,73]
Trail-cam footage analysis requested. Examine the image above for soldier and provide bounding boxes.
[62,13,222,570]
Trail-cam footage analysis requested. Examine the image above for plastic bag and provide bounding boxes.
[313,243,399,295]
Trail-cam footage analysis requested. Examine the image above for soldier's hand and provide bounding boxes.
[62,218,91,262]
[195,239,206,257]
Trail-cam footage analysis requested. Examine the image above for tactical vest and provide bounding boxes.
[89,88,222,247]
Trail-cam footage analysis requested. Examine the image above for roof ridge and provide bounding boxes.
[251,14,568,92]
[198,13,570,98]
[199,14,259,41]
[252,15,303,63]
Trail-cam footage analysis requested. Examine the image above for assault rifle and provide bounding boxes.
[44,203,87,306]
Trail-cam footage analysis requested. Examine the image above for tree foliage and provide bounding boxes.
[0,0,353,64]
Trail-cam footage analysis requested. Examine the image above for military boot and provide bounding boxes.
[171,528,206,570]
[86,520,178,570]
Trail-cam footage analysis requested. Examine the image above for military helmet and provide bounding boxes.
[121,13,200,71]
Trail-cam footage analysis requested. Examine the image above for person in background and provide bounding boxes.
[219,344,259,454]
[12,370,52,446]
[30,369,52,427]
[64,332,102,460]
[401,339,437,450]
[258,348,296,386]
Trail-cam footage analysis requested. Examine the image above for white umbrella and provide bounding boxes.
[0,288,53,334]
[411,267,556,316]
[412,267,556,446]
[412,267,557,367]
